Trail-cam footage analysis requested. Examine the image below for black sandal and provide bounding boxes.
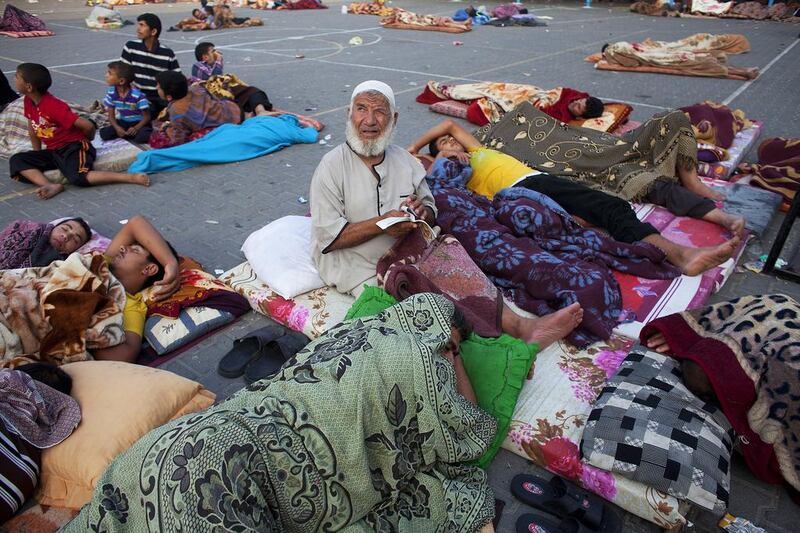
[217,325,287,378]
[244,330,309,384]
[516,511,594,533]
[511,474,615,531]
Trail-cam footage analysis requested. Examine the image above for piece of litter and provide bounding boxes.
[341,4,348,13]
[522,73,531,77]
[345,84,351,88]
[295,54,305,59]
[285,163,292,167]
[539,15,554,20]
[205,220,219,225]
[304,107,317,111]
[243,56,251,62]
[452,40,463,46]
[28,0,39,3]
[324,134,332,140]
[119,219,128,225]
[349,36,363,46]
[285,96,293,99]
[214,269,224,275]
[319,139,327,145]
[408,81,418,86]
[297,196,308,204]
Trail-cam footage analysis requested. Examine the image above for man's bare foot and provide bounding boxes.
[680,236,739,276]
[36,183,64,200]
[525,302,584,349]
[702,209,745,237]
[131,173,150,187]
[683,178,725,201]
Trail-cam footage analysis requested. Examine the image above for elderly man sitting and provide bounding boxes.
[309,80,583,349]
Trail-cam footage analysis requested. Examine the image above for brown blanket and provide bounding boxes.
[0,253,126,368]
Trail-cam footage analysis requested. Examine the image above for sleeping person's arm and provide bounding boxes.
[406,119,482,155]
[92,332,142,363]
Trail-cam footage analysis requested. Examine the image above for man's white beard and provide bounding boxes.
[346,117,395,158]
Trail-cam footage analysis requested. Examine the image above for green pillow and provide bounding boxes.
[345,286,537,468]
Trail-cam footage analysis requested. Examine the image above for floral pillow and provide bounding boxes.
[144,307,235,355]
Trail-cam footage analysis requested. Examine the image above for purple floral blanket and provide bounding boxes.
[427,158,681,346]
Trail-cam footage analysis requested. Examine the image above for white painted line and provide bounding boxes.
[722,38,799,106]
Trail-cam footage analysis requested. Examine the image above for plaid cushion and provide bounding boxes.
[580,344,734,512]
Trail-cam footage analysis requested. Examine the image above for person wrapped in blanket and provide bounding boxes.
[641,294,800,505]
[0,363,80,523]
[0,217,90,270]
[408,119,742,276]
[310,80,583,349]
[62,293,499,533]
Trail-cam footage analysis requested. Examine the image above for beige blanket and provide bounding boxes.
[0,253,126,368]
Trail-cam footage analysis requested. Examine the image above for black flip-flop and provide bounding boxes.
[516,511,594,533]
[244,330,309,384]
[217,325,287,378]
[511,474,610,531]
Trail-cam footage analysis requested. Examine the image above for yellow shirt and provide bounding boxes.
[103,255,147,337]
[467,147,540,199]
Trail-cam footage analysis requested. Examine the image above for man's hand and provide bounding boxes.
[380,209,417,237]
[125,125,140,137]
[114,124,127,137]
[150,262,181,301]
[400,195,427,220]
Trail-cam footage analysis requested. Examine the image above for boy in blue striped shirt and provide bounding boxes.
[191,42,223,82]
[100,61,152,144]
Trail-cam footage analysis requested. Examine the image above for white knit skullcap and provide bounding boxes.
[350,80,395,110]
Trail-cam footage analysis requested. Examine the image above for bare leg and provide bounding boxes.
[644,233,740,276]
[677,165,724,201]
[480,524,495,533]
[86,171,150,187]
[701,208,745,236]
[254,104,271,117]
[501,302,583,349]
[18,168,64,200]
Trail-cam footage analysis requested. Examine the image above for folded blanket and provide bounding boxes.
[679,101,751,149]
[426,159,680,346]
[0,253,126,368]
[348,0,398,16]
[128,115,318,174]
[0,5,53,37]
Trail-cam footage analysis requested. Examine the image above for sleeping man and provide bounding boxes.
[407,118,741,276]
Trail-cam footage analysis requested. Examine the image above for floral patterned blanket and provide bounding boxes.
[0,253,125,368]
[62,294,496,532]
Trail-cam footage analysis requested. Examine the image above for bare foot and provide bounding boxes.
[131,173,150,187]
[703,209,745,237]
[683,178,725,201]
[36,183,64,200]
[680,236,739,276]
[525,302,584,349]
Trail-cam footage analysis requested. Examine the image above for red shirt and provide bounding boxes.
[23,93,86,150]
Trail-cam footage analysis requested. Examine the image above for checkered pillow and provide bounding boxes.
[580,345,734,512]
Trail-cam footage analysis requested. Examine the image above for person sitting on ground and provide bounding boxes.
[100,61,152,144]
[0,217,90,270]
[92,215,179,363]
[310,80,582,349]
[0,71,17,112]
[121,13,180,118]
[8,63,149,200]
[408,119,742,276]
[191,42,224,82]
[199,66,275,121]
[152,70,241,147]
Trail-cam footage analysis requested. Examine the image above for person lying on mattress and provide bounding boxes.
[408,119,741,276]
[92,215,179,362]
[61,294,499,533]
[0,217,91,270]
[151,71,240,147]
[641,294,800,504]
[310,80,583,349]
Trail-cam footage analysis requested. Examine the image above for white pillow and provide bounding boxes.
[241,215,325,299]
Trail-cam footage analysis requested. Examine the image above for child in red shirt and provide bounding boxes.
[9,63,150,200]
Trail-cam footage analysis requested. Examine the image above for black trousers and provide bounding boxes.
[644,179,716,218]
[99,120,153,144]
[516,174,659,243]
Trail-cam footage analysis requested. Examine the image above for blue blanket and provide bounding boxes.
[128,115,318,174]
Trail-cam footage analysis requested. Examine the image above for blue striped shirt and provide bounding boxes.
[103,86,150,123]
